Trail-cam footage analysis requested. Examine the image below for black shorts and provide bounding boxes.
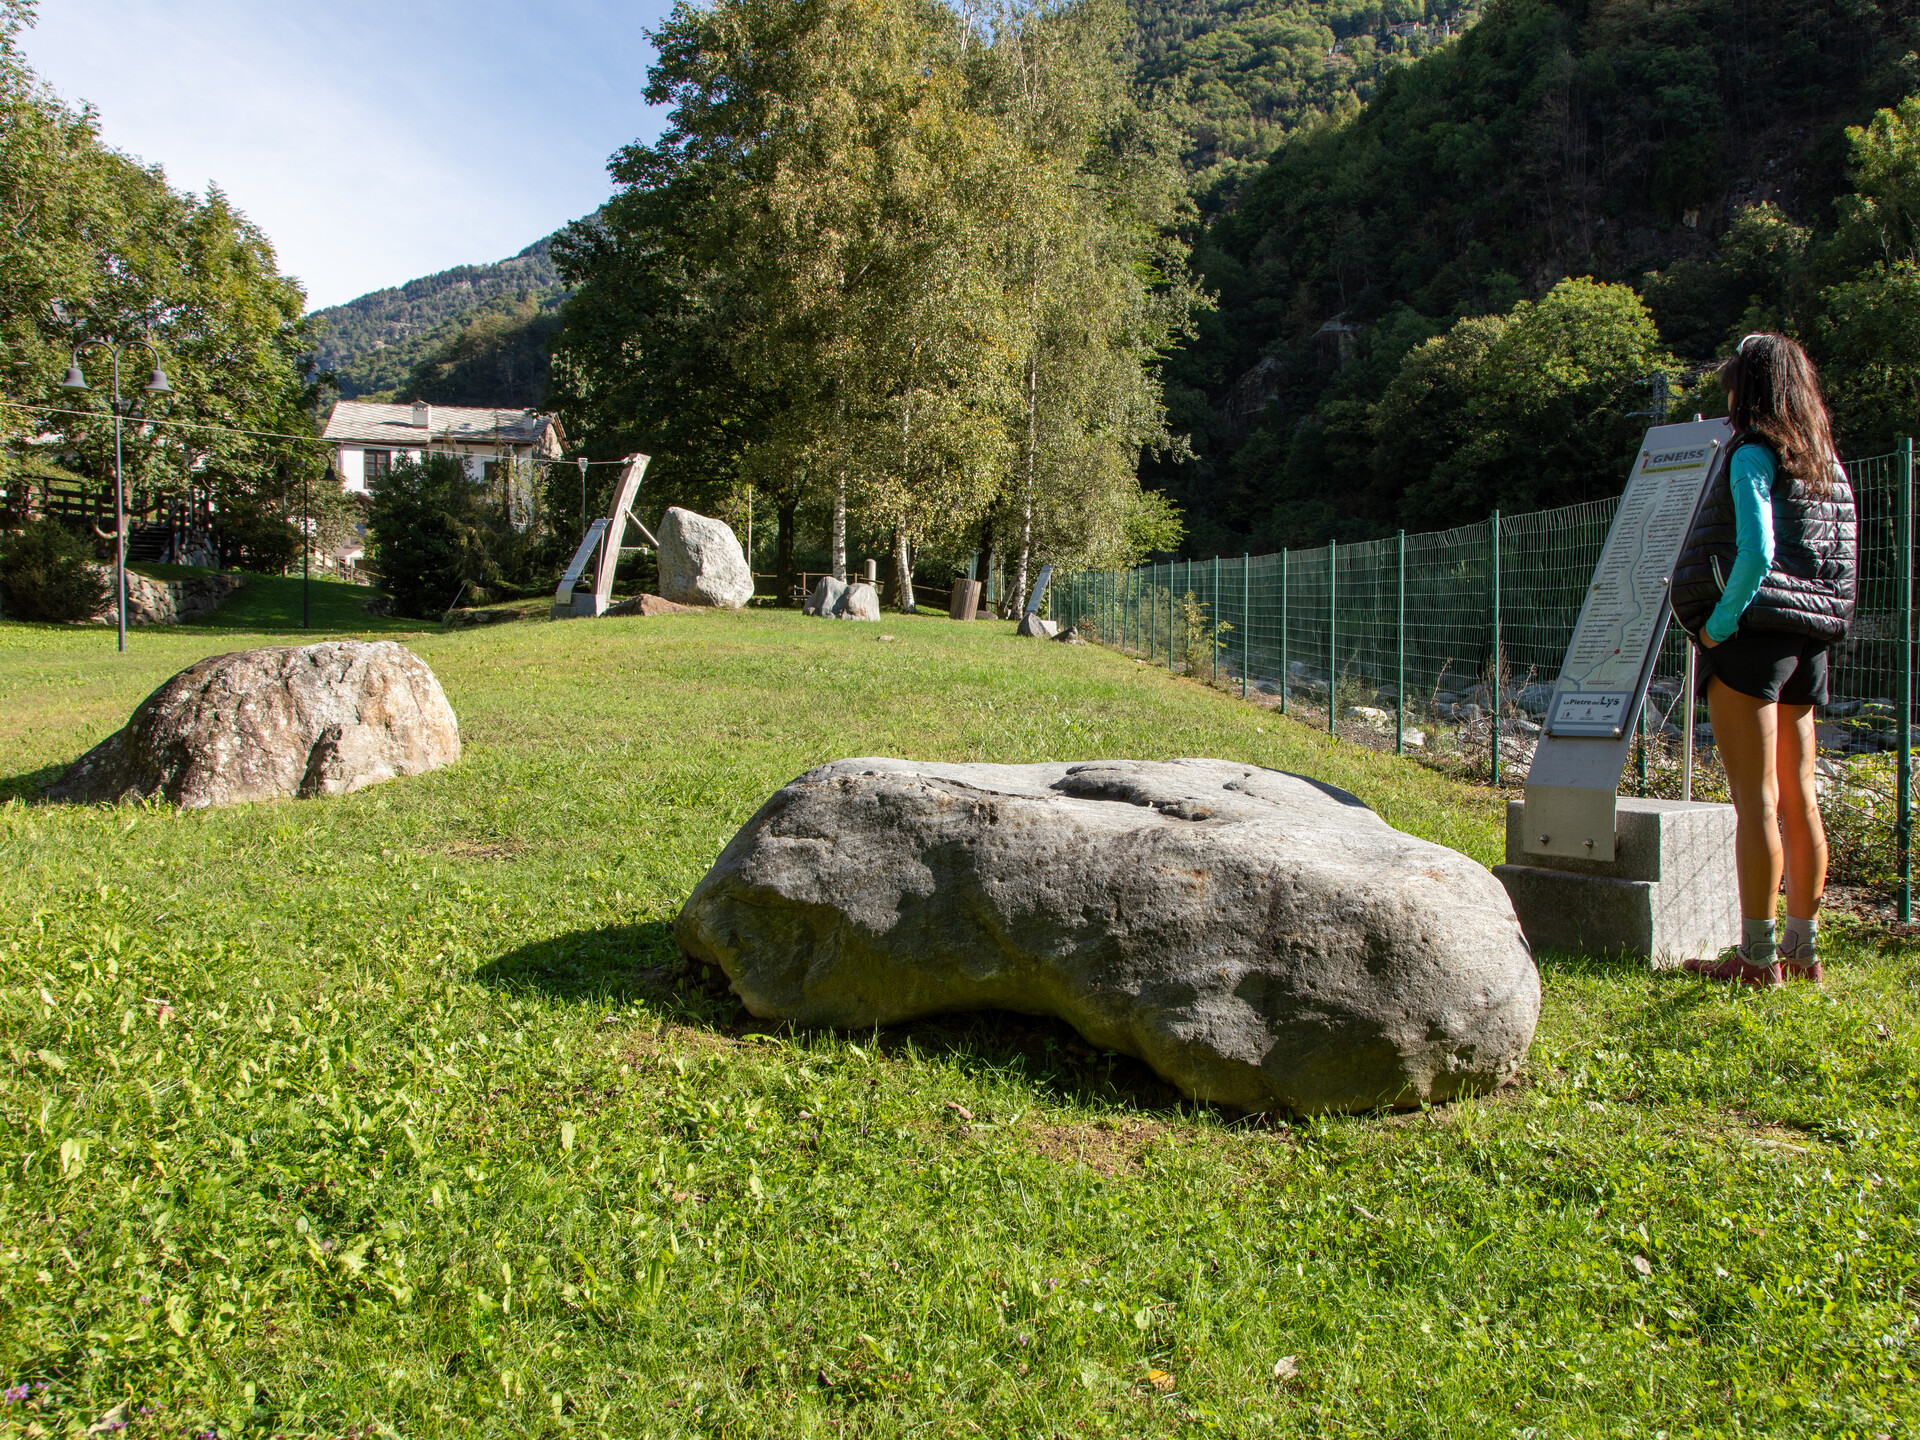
[1697,631,1830,706]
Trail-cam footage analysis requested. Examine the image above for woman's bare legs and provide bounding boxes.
[1773,703,1825,921]
[1707,677,1782,922]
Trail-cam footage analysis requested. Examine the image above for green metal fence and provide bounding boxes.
[1060,441,1917,913]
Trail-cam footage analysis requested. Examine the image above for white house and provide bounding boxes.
[321,401,566,493]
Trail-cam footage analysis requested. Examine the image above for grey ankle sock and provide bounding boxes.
[1741,917,1778,965]
[1780,915,1817,961]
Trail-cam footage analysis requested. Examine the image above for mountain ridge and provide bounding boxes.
[309,234,564,399]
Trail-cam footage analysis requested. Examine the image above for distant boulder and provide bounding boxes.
[803,576,880,620]
[804,575,847,616]
[836,582,881,621]
[605,592,697,617]
[47,641,459,808]
[658,508,753,609]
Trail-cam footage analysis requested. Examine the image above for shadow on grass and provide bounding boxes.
[476,922,753,1030]
[0,762,64,804]
[874,1010,1193,1115]
[1534,946,1681,981]
[477,922,1197,1115]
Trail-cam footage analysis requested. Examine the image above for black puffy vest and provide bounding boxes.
[1671,433,1857,643]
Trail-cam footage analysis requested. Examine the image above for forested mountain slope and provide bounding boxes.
[1132,0,1483,200]
[309,236,563,399]
[1154,0,1920,553]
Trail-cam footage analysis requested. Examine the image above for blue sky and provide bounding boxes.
[21,0,677,310]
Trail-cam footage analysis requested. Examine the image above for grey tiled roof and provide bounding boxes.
[321,401,561,449]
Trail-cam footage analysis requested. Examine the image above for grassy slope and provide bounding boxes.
[0,602,1914,1438]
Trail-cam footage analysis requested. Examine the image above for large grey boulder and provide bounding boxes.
[677,758,1539,1114]
[658,508,753,609]
[835,582,881,621]
[803,575,847,616]
[48,641,459,808]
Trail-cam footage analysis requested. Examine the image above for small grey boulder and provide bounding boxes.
[658,507,753,609]
[834,582,881,621]
[803,575,847,616]
[48,641,460,808]
[676,758,1539,1114]
[1015,613,1058,638]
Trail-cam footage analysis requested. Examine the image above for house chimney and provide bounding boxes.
[412,401,431,431]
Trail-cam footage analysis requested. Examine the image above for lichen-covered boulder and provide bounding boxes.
[48,641,459,808]
[658,508,753,609]
[676,758,1539,1114]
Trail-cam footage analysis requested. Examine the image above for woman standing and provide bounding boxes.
[1670,333,1858,987]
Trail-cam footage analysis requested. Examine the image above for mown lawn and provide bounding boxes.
[1,591,1915,1438]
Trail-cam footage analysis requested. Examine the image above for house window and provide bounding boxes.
[364,450,392,480]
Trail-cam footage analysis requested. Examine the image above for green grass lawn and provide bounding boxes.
[1,593,1915,1438]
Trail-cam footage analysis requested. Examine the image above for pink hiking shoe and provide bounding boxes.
[1682,950,1785,988]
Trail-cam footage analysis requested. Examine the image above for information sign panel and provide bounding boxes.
[1545,420,1731,736]
[1520,418,1733,860]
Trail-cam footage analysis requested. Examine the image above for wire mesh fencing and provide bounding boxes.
[1058,442,1917,900]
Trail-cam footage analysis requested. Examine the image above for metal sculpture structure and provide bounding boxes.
[551,453,653,619]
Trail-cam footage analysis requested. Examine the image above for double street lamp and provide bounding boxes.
[61,337,172,653]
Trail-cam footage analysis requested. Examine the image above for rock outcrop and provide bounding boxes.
[657,508,753,609]
[605,593,698,617]
[676,758,1539,1114]
[48,641,460,808]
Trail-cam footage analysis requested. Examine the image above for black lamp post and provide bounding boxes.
[61,338,172,653]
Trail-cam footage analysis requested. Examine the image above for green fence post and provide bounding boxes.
[1396,530,1406,756]
[1212,555,1220,686]
[1902,437,1914,922]
[1490,510,1502,786]
[1637,701,1648,796]
[1328,538,1337,736]
[1168,563,1176,672]
[1280,549,1288,715]
[1148,565,1154,664]
[1241,554,1250,700]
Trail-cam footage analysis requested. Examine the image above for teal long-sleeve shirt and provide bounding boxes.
[1704,443,1776,644]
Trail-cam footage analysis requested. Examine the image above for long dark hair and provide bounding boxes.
[1718,333,1839,499]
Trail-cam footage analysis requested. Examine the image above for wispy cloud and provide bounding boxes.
[22,0,673,309]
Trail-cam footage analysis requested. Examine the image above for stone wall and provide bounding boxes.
[89,567,244,627]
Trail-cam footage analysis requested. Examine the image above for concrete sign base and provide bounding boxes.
[1493,797,1738,965]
